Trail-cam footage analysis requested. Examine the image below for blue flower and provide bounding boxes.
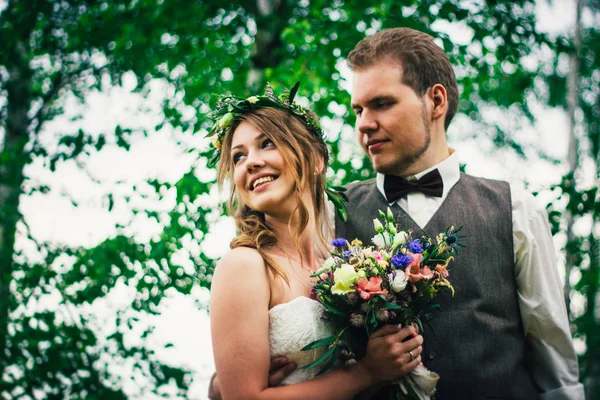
[332,238,348,247]
[343,250,353,259]
[407,240,423,254]
[391,254,413,268]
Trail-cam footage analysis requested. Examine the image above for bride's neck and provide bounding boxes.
[265,213,323,269]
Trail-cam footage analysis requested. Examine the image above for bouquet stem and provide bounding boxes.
[396,364,439,400]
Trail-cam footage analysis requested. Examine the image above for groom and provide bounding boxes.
[337,27,583,400]
[209,28,584,399]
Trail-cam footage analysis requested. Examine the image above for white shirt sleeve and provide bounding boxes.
[511,185,585,399]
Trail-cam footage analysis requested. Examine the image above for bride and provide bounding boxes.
[209,84,422,399]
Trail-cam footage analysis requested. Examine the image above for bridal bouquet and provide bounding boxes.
[303,208,463,400]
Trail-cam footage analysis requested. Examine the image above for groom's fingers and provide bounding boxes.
[267,357,297,387]
[269,356,290,372]
[393,325,419,342]
[370,324,402,339]
[402,340,423,361]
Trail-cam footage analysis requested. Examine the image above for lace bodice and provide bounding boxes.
[269,296,335,385]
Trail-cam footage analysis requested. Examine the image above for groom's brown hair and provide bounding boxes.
[347,27,459,130]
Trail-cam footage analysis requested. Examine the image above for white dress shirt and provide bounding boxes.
[374,150,584,399]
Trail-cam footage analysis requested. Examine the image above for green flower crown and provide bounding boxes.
[206,81,325,166]
[206,81,348,222]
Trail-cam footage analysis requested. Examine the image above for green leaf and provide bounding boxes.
[384,302,404,310]
[301,335,337,351]
[316,345,340,376]
[302,345,335,370]
[323,301,346,317]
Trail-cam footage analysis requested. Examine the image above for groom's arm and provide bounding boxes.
[208,357,298,400]
[512,188,584,400]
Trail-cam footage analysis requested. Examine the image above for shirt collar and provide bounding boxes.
[376,148,460,202]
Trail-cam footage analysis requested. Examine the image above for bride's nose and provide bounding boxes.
[246,150,266,172]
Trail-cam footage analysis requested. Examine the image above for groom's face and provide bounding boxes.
[351,60,433,177]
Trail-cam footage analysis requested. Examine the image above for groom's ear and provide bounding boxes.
[428,84,448,122]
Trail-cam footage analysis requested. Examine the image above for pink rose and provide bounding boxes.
[357,276,388,300]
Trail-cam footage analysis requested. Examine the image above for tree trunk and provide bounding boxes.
[0,38,30,383]
[246,0,284,91]
[563,0,583,318]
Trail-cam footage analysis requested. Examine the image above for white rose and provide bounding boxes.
[372,232,393,248]
[392,231,409,248]
[389,270,408,292]
[315,256,337,275]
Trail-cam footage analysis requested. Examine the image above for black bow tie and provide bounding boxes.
[384,169,444,202]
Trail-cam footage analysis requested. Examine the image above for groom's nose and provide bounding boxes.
[356,110,378,135]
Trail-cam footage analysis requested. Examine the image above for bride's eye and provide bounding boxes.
[262,138,275,148]
[232,152,245,164]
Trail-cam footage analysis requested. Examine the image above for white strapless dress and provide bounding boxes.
[269,296,335,385]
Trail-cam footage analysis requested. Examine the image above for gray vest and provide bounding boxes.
[336,174,540,400]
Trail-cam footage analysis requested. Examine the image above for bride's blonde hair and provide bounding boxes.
[217,107,331,284]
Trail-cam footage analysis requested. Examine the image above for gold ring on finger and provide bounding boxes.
[408,350,415,361]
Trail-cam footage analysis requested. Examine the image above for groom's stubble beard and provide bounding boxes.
[374,100,432,176]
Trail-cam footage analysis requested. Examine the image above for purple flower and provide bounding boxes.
[407,240,423,254]
[343,250,352,259]
[332,238,348,247]
[391,254,413,268]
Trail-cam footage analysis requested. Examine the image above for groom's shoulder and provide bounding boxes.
[343,178,377,197]
[459,172,511,195]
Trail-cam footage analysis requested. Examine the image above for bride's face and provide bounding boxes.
[230,122,297,217]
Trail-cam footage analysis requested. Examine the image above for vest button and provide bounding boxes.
[424,312,433,321]
[428,351,437,360]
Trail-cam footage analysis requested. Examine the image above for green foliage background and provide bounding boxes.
[0,0,598,398]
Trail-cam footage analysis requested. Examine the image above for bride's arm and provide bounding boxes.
[211,247,422,400]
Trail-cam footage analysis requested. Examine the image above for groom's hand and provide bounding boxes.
[268,356,297,386]
[208,357,297,400]
[359,324,423,384]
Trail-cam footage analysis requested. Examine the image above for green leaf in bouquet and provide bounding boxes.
[384,302,405,310]
[301,335,337,351]
[302,344,335,370]
[413,317,424,334]
[323,301,346,317]
[316,345,340,376]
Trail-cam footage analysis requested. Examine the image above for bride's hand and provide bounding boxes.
[357,324,423,384]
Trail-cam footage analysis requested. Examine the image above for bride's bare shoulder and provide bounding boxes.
[213,247,267,281]
[211,247,271,310]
